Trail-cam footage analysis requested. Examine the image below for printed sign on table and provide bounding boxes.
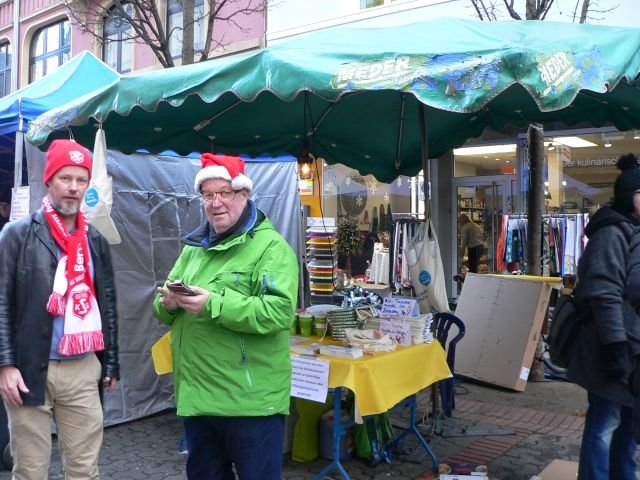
[380,297,419,318]
[290,354,330,403]
[379,320,412,346]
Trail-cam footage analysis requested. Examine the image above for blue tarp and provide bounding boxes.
[0,51,119,192]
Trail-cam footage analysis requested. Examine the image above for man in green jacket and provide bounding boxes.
[153,154,299,480]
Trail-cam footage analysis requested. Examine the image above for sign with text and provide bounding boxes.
[9,186,30,221]
[379,320,412,346]
[380,297,419,318]
[290,354,330,403]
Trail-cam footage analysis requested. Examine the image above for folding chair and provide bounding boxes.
[433,312,466,417]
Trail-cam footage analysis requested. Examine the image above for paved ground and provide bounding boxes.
[0,377,599,479]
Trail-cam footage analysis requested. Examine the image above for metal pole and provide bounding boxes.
[14,130,23,189]
[419,103,429,219]
[526,124,544,276]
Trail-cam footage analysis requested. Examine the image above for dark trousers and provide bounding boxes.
[578,392,637,480]
[467,245,484,273]
[183,414,285,480]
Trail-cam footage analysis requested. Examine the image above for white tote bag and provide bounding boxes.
[81,128,122,244]
[405,220,450,313]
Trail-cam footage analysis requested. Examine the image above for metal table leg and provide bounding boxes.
[314,387,351,480]
[384,395,439,473]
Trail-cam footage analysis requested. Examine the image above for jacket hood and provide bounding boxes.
[585,205,638,239]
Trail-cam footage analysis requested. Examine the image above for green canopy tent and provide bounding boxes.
[27,17,640,184]
[26,17,640,279]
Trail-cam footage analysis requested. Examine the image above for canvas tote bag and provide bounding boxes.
[81,128,122,244]
[405,219,450,313]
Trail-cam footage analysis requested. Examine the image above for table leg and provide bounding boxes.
[313,387,351,480]
[385,395,439,473]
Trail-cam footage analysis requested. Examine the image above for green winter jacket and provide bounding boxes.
[153,204,299,417]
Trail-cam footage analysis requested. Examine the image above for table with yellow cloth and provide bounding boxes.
[152,333,452,480]
[298,338,451,480]
[313,339,451,417]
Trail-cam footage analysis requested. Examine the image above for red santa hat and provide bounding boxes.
[194,153,253,193]
[43,139,93,186]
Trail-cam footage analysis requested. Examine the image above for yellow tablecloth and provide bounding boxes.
[152,332,452,417]
[315,339,451,417]
[151,331,173,375]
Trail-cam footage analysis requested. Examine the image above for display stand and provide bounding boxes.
[306,217,338,305]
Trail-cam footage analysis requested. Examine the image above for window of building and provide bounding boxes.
[0,42,11,98]
[167,0,205,59]
[29,20,70,82]
[103,3,133,73]
[360,0,384,7]
[360,0,404,8]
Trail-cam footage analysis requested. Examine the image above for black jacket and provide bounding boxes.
[0,208,119,406]
[568,206,639,406]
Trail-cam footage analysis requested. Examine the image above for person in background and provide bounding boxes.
[0,139,120,479]
[0,189,10,230]
[459,213,484,273]
[153,154,299,480]
[568,153,640,480]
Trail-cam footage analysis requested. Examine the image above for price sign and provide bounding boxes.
[380,297,419,318]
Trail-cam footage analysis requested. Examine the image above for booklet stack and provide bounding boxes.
[318,345,364,359]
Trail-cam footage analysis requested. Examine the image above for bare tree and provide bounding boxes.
[64,0,269,68]
[469,0,617,23]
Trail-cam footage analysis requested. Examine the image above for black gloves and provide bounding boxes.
[603,341,632,384]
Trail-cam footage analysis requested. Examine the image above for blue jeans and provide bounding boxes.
[578,392,637,480]
[183,414,285,480]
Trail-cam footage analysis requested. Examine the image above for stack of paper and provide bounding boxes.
[319,345,364,359]
[367,313,434,344]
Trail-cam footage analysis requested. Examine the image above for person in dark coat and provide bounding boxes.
[567,153,640,480]
[0,140,120,479]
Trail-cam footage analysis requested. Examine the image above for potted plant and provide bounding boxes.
[337,215,363,279]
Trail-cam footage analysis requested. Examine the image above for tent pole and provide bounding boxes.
[419,103,429,219]
[14,130,24,189]
[527,124,544,276]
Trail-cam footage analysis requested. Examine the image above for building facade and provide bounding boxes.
[0,0,266,95]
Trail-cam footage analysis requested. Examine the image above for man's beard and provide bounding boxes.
[53,199,80,217]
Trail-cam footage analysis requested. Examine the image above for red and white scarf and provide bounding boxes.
[44,198,104,356]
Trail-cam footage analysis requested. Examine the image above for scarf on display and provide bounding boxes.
[44,199,104,356]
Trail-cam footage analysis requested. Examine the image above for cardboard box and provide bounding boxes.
[537,459,578,479]
[454,274,552,391]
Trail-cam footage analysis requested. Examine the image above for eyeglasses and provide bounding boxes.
[201,190,237,203]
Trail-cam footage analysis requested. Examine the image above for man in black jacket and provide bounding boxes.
[0,139,120,479]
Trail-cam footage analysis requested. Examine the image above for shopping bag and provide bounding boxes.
[81,128,121,244]
[405,220,450,313]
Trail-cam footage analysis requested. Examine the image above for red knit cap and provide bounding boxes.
[43,139,92,186]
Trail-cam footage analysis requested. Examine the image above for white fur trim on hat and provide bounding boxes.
[194,165,253,193]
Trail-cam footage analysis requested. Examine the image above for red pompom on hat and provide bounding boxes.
[43,139,92,186]
[194,153,253,193]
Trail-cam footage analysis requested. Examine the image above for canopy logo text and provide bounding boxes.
[537,52,580,97]
[331,56,424,90]
[330,54,501,96]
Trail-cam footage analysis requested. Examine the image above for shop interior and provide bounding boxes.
[300,127,640,302]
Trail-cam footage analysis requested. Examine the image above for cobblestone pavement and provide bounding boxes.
[0,381,636,479]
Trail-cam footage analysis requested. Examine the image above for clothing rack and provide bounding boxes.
[499,213,589,276]
[507,213,581,218]
[391,212,425,220]
[389,213,425,290]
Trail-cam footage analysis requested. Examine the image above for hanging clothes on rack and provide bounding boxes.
[498,213,589,275]
[388,213,424,290]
